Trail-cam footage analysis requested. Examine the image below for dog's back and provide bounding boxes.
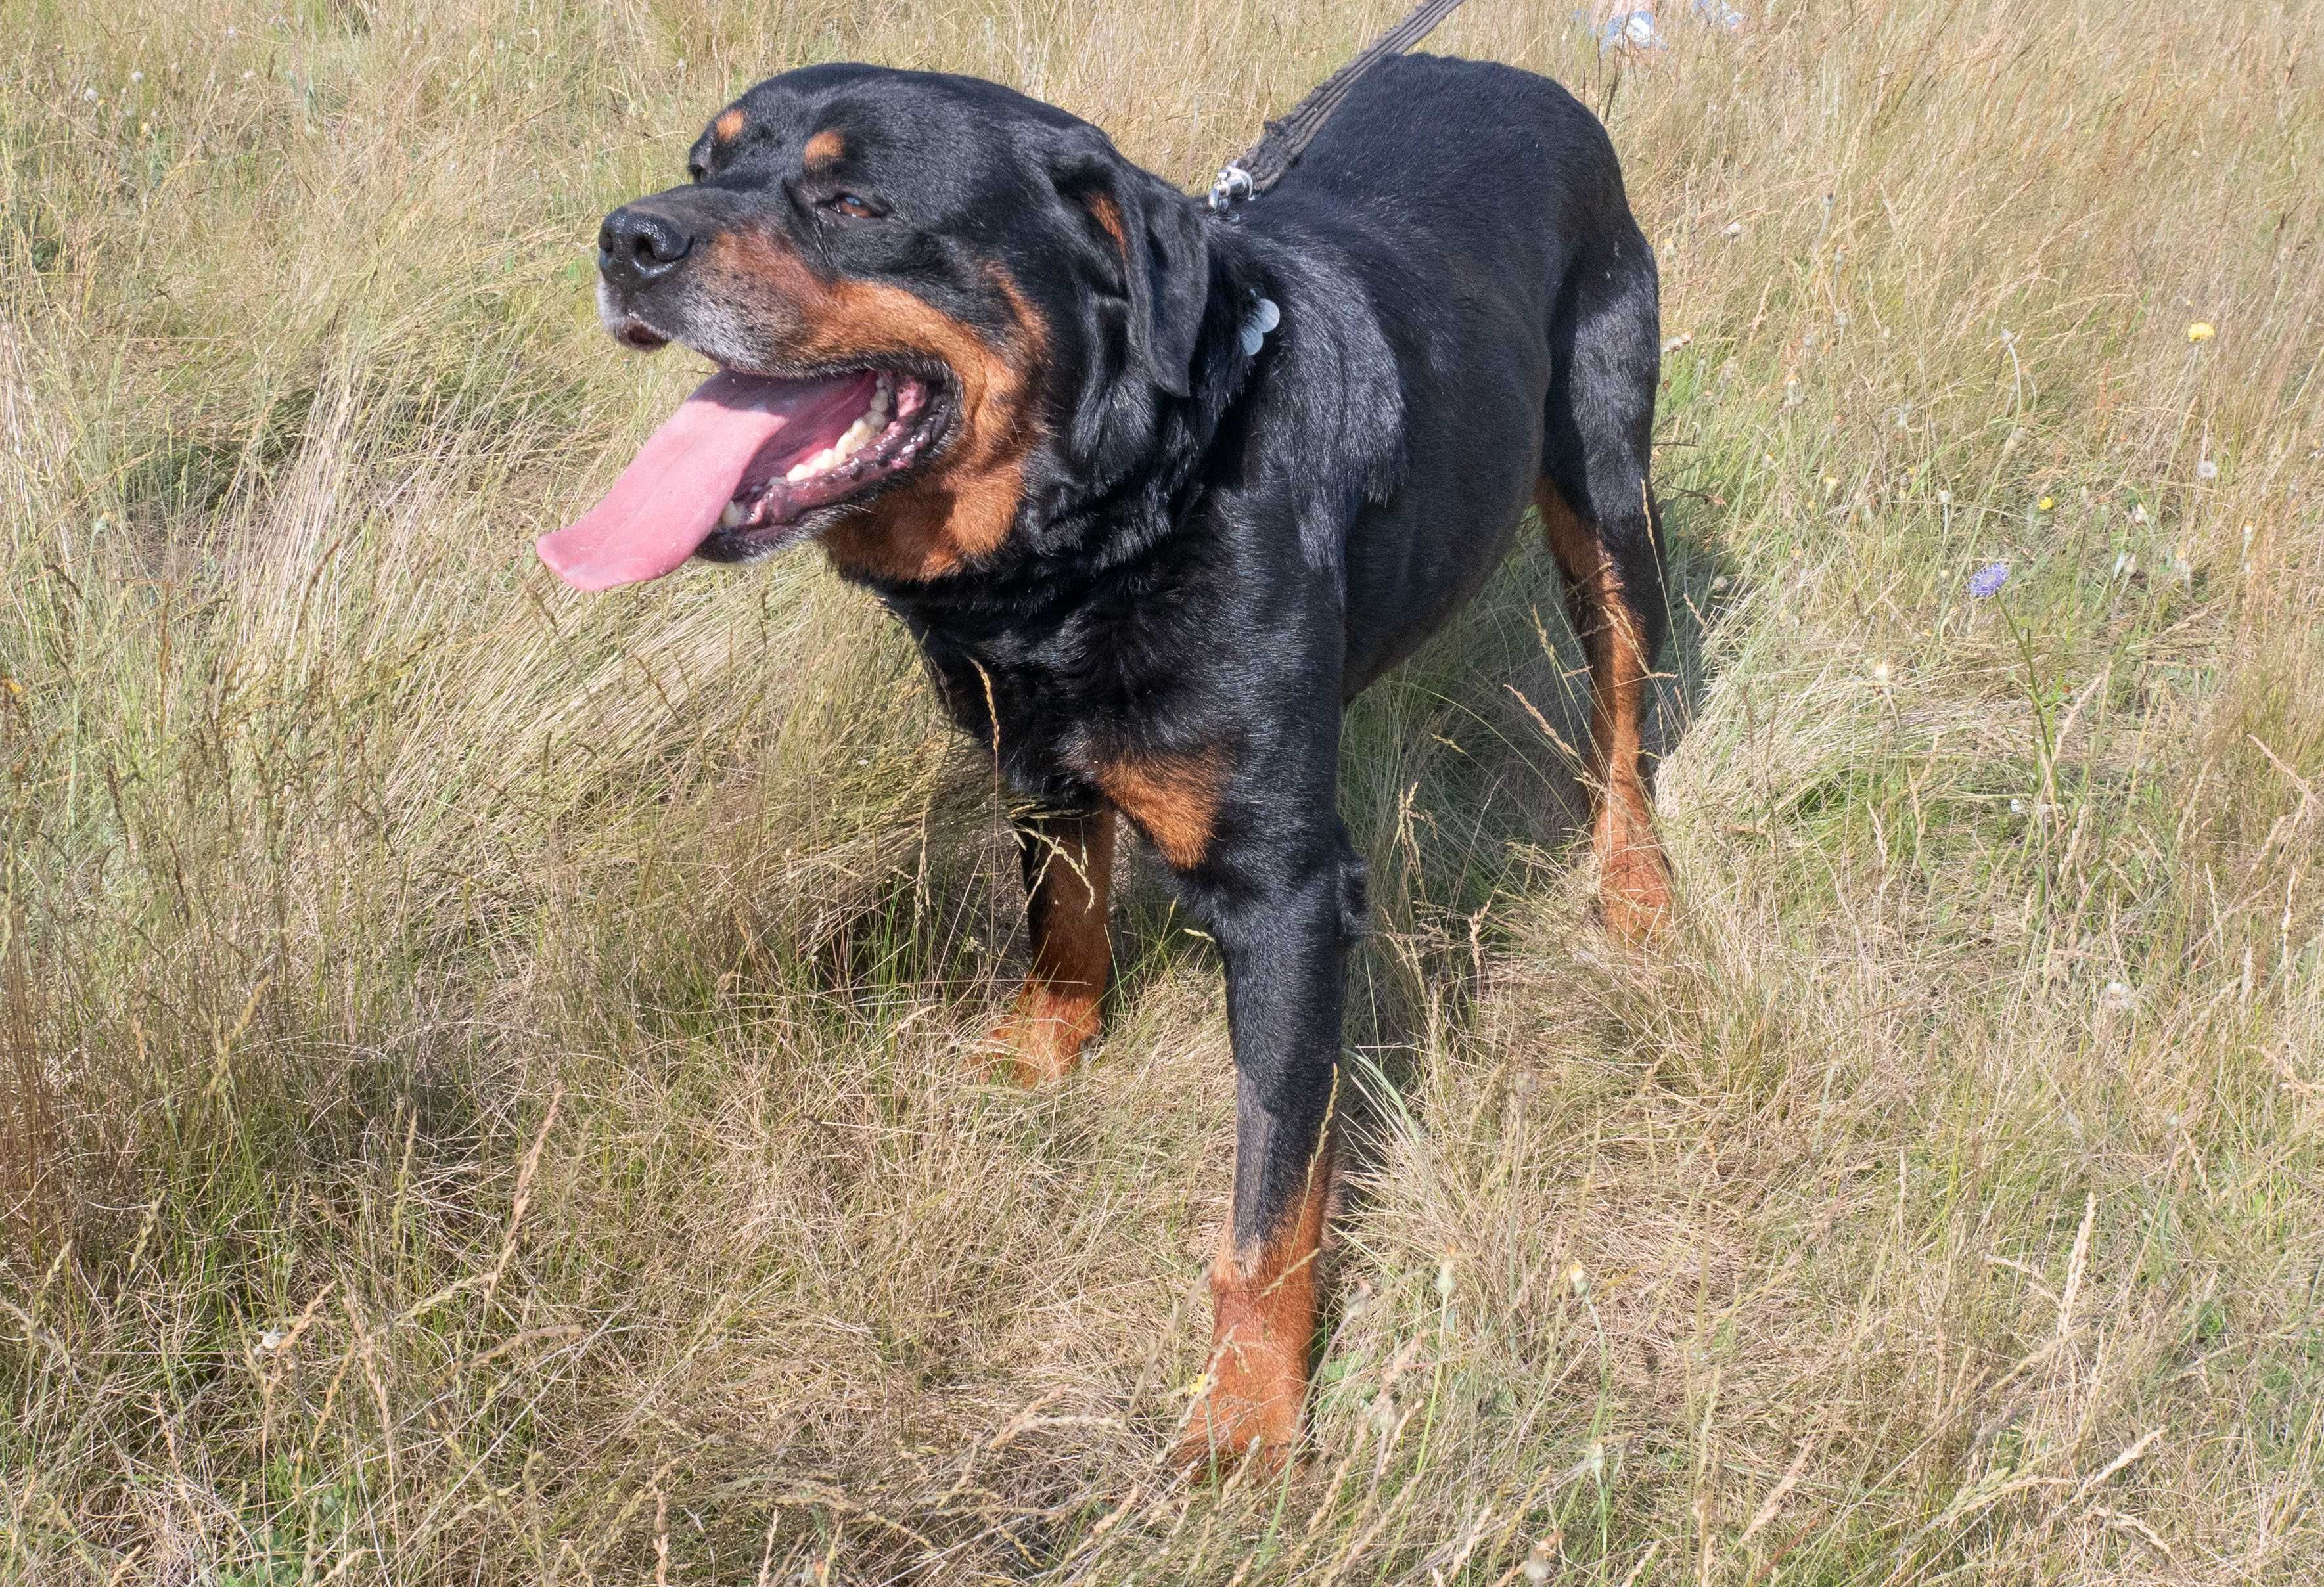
[1246,56,1664,696]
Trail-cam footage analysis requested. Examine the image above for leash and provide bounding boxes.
[1207,0,1473,211]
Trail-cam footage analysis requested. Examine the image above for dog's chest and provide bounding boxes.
[917,621,1189,805]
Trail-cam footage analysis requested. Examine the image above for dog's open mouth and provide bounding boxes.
[536,366,947,591]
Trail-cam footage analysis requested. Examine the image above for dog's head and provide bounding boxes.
[537,64,1211,591]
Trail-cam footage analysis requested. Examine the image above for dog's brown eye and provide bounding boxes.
[827,192,879,219]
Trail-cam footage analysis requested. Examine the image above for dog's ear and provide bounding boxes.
[1047,127,1210,477]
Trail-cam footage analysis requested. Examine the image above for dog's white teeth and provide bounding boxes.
[775,388,894,489]
[719,500,747,529]
[832,414,877,460]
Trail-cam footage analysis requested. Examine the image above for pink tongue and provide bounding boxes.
[536,370,861,591]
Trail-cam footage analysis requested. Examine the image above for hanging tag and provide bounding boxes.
[1240,296,1280,356]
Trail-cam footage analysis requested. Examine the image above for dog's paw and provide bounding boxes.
[1598,824,1673,949]
[974,987,1101,1087]
[1171,1370,1304,1479]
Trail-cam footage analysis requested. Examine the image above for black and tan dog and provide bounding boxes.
[539,56,1672,1467]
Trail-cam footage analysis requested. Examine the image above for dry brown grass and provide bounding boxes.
[4,1,2322,1581]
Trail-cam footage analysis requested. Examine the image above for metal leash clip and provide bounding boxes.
[1208,161,1256,212]
[1200,1,1472,212]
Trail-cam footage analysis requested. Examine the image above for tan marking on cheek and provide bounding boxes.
[816,271,1047,582]
[1091,751,1224,871]
[714,108,747,143]
[1176,1168,1329,1471]
[697,234,1048,583]
[802,128,846,167]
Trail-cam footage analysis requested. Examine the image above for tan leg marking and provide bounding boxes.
[1538,483,1672,945]
[1091,751,1225,872]
[985,809,1115,1087]
[1174,1167,1329,1474]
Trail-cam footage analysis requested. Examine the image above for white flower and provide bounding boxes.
[1723,221,1743,238]
[2101,980,2136,1013]
[129,70,143,83]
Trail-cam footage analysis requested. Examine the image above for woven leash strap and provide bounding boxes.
[1208,0,1474,210]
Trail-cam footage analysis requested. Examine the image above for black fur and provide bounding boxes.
[588,55,1665,1309]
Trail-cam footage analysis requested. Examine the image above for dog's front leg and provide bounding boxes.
[984,805,1116,1086]
[1173,830,1350,1473]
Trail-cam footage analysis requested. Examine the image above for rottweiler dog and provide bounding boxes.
[539,55,1672,1468]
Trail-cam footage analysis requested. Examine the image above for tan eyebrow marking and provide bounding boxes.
[803,128,846,167]
[1084,192,1128,254]
[714,108,747,143]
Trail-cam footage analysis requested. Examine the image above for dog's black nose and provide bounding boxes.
[598,206,693,294]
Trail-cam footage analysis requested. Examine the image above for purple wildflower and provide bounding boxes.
[1969,562,2010,599]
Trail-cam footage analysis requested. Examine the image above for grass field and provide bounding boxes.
[5,0,2323,1580]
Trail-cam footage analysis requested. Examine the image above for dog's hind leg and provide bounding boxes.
[1539,235,1673,945]
[984,806,1115,1084]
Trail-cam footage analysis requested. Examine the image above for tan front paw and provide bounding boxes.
[1173,1199,1323,1478]
[1172,1349,1305,1477]
[974,982,1101,1087]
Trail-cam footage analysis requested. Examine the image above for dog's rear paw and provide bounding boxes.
[1599,829,1673,948]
